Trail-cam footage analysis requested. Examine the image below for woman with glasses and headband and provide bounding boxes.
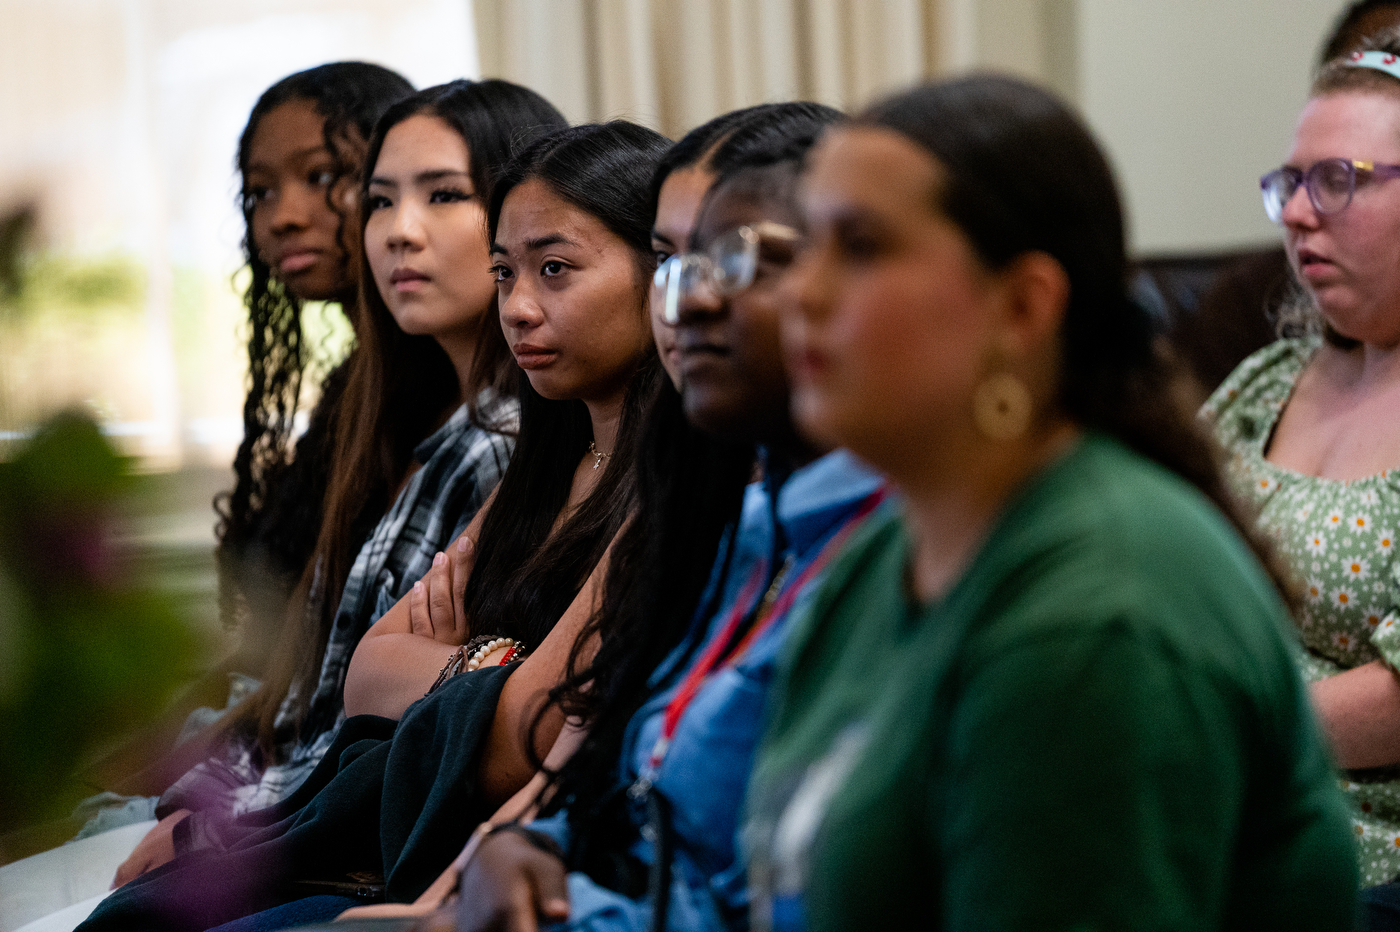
[1204,32,1400,898]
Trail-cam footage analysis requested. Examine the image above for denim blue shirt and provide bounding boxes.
[531,449,885,932]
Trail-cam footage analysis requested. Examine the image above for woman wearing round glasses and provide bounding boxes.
[1205,34,1400,892]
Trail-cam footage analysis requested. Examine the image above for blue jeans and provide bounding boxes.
[1361,883,1400,932]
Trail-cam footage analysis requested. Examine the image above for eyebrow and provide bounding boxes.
[246,145,329,174]
[651,228,676,248]
[489,233,581,257]
[527,234,578,250]
[368,169,473,188]
[827,204,885,229]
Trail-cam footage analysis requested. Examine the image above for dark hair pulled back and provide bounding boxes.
[863,75,1290,596]
[1320,1,1400,66]
[645,101,840,222]
[217,62,412,640]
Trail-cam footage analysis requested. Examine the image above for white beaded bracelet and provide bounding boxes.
[466,637,520,671]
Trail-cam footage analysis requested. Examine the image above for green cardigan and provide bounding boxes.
[746,434,1358,932]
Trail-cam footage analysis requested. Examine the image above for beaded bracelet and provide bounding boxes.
[425,646,467,696]
[466,637,525,671]
[462,634,499,657]
[426,635,528,697]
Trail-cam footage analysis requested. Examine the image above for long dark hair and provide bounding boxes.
[535,104,842,865]
[460,121,671,662]
[241,80,566,757]
[215,63,412,640]
[357,80,569,419]
[863,75,1292,595]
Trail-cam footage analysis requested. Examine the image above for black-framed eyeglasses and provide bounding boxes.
[1260,157,1400,223]
[651,222,800,325]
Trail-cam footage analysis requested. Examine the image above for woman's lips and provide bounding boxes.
[278,251,320,275]
[389,268,430,292]
[1295,249,1336,282]
[512,343,558,369]
[787,344,831,381]
[678,343,729,382]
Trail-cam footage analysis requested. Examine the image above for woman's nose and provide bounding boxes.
[269,184,313,234]
[782,246,830,323]
[499,285,542,330]
[387,201,425,249]
[1280,183,1320,230]
[674,277,724,325]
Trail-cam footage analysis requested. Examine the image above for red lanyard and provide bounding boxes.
[637,487,887,786]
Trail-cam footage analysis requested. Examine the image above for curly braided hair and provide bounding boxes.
[214,63,412,643]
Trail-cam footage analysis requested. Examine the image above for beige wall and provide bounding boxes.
[1073,0,1338,254]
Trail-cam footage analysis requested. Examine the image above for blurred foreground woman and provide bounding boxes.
[743,75,1359,932]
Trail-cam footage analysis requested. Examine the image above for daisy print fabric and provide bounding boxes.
[1204,336,1400,886]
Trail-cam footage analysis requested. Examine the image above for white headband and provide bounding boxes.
[1346,49,1400,83]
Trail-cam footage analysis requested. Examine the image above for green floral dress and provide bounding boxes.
[1205,335,1400,886]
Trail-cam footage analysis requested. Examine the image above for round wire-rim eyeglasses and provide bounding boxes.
[651,222,800,325]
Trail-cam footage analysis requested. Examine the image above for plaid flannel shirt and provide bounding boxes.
[162,391,516,849]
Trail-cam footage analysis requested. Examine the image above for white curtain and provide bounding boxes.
[471,0,982,138]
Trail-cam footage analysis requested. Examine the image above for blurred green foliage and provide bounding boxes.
[3,253,146,322]
[0,412,202,834]
[0,207,33,301]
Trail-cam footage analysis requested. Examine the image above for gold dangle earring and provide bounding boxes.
[972,371,1032,441]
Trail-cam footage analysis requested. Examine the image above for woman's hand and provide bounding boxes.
[454,830,570,932]
[346,503,493,719]
[409,534,476,646]
[111,809,190,888]
[1310,659,1400,769]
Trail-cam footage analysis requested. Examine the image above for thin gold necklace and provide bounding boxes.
[588,440,611,470]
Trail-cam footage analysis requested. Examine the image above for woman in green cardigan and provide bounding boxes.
[743,75,1359,932]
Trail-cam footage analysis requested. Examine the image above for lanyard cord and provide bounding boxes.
[635,485,885,932]
[635,486,887,792]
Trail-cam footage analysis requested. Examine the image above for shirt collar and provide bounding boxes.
[767,448,885,556]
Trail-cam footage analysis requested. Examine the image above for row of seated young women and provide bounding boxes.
[25,12,1400,932]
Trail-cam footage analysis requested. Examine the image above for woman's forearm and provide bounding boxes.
[477,550,611,806]
[344,633,465,719]
[344,505,494,719]
[1310,659,1400,769]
